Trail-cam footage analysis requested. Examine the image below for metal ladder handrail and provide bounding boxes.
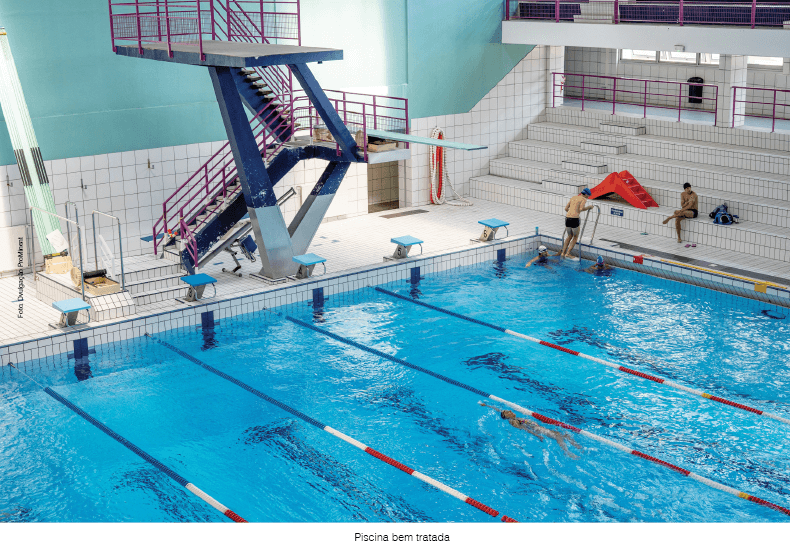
[577,204,601,261]
[29,206,86,302]
[92,210,126,292]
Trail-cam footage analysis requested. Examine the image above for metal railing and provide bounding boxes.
[554,72,719,125]
[504,0,790,28]
[293,90,410,161]
[732,86,790,132]
[29,207,87,302]
[92,210,126,292]
[108,0,300,59]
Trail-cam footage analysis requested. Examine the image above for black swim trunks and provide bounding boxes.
[691,209,698,218]
[565,217,580,228]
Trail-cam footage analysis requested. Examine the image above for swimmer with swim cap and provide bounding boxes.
[584,255,614,276]
[480,402,582,459]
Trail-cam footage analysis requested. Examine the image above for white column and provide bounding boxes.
[717,55,748,128]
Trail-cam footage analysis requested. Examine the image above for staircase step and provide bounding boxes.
[561,160,608,174]
[599,122,647,135]
[542,179,586,194]
[581,141,627,155]
[126,273,185,295]
[239,68,255,75]
[245,75,263,82]
[132,284,192,306]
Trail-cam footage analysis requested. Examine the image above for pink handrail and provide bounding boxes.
[552,72,719,125]
[732,86,790,132]
[504,0,790,28]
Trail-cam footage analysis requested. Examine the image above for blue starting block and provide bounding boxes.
[292,253,326,279]
[180,273,217,302]
[52,298,91,328]
[386,235,423,261]
[475,218,509,242]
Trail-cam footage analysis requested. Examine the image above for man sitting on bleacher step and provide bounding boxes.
[662,183,699,243]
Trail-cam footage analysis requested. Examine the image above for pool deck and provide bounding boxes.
[2,199,788,348]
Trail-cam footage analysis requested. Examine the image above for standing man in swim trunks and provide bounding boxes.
[662,183,698,243]
[560,188,594,258]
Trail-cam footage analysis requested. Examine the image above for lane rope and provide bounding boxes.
[145,334,516,522]
[374,287,790,426]
[285,317,790,518]
[7,362,247,523]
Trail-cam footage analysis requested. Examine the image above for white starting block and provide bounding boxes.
[51,298,91,329]
[292,253,326,279]
[473,218,509,242]
[385,235,423,261]
[179,273,217,302]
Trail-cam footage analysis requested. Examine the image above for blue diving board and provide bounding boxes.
[292,253,326,279]
[366,129,488,151]
[180,274,217,302]
[386,235,423,261]
[114,41,343,68]
[52,298,91,328]
[475,218,509,242]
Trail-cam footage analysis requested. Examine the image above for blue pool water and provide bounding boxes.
[2,253,789,522]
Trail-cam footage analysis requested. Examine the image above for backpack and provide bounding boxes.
[709,204,738,225]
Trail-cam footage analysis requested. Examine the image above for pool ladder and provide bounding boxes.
[576,204,601,261]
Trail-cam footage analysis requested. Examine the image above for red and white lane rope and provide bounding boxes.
[9,363,247,523]
[290,315,790,519]
[149,335,517,523]
[375,288,790,427]
[487,395,790,517]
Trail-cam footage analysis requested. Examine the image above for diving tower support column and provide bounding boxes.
[209,66,296,279]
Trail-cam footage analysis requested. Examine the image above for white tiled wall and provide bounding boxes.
[397,45,565,207]
[0,142,369,270]
[367,161,399,206]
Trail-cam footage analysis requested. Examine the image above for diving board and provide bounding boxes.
[366,129,487,151]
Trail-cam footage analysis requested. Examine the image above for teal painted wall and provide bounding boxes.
[406,0,531,119]
[0,0,227,166]
[0,0,531,166]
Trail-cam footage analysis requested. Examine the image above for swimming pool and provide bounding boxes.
[2,252,789,522]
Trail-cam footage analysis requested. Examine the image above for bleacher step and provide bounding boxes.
[561,160,608,174]
[581,141,627,155]
[542,179,585,194]
[599,122,647,135]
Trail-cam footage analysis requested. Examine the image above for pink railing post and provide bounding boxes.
[581,75,585,111]
[504,0,509,21]
[772,89,777,132]
[614,0,619,24]
[197,0,206,61]
[731,87,737,128]
[135,0,143,55]
[612,78,617,115]
[211,0,216,40]
[108,0,117,52]
[156,0,162,41]
[555,0,560,22]
[713,84,718,127]
[260,0,265,41]
[296,0,302,45]
[362,103,368,162]
[679,0,684,26]
[372,95,378,130]
[552,72,556,108]
[678,82,683,122]
[165,0,173,57]
[405,98,410,150]
[751,0,757,29]
[227,0,232,40]
[643,80,648,118]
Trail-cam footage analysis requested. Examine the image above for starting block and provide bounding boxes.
[385,236,423,261]
[180,273,217,302]
[292,253,326,279]
[473,219,509,242]
[51,298,91,329]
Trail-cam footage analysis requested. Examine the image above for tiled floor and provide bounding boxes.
[2,198,788,348]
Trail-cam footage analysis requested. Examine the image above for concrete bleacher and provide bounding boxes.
[470,107,790,263]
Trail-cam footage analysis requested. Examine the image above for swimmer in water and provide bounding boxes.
[584,255,615,276]
[480,402,582,459]
[525,245,560,267]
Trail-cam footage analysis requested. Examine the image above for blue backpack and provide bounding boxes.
[709,204,738,225]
